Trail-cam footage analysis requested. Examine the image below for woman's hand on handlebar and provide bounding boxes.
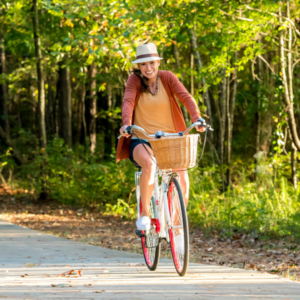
[195,125,206,133]
[119,125,130,138]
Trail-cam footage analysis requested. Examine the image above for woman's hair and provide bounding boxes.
[131,68,150,93]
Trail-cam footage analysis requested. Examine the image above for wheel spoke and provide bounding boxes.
[141,196,160,270]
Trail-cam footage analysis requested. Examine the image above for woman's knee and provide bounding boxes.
[141,158,156,175]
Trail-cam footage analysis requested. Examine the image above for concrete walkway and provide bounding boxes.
[0,220,299,300]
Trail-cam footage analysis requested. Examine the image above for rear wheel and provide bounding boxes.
[168,177,189,276]
[141,197,161,271]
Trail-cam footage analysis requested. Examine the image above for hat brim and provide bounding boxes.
[132,57,163,64]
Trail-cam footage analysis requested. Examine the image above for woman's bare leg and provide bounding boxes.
[133,144,156,218]
[173,169,189,206]
[171,169,189,236]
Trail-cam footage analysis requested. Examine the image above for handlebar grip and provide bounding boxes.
[196,118,214,131]
[124,125,132,134]
[117,125,133,139]
[197,117,206,126]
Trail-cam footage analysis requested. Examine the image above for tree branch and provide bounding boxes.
[292,58,300,70]
[258,55,275,74]
[251,57,261,81]
[218,8,253,22]
[244,4,300,36]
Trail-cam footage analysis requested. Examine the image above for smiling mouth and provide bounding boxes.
[145,70,154,75]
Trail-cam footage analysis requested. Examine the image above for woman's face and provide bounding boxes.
[138,60,160,79]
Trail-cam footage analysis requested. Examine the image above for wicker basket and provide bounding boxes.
[149,134,199,169]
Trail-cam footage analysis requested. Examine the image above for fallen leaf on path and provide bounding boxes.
[51,283,73,287]
[26,263,35,267]
[59,270,82,277]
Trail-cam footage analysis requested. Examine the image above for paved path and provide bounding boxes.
[0,220,299,299]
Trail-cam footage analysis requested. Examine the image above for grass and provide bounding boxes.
[188,155,300,240]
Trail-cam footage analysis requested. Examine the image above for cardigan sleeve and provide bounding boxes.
[121,74,139,126]
[168,71,201,123]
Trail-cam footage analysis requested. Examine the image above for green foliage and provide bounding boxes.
[16,137,136,210]
[1,0,300,242]
[8,137,299,239]
[105,199,136,220]
[188,153,300,238]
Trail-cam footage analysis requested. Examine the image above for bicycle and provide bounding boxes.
[119,118,213,276]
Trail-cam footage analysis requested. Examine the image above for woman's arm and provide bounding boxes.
[168,71,201,123]
[121,74,140,126]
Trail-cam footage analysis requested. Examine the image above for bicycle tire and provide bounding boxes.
[141,197,161,271]
[168,177,189,276]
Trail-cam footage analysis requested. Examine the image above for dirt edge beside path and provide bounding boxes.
[1,195,300,282]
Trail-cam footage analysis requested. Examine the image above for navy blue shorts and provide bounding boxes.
[129,139,152,168]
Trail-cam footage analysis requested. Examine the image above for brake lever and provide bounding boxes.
[207,125,214,131]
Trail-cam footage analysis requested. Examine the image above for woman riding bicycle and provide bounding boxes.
[117,43,204,233]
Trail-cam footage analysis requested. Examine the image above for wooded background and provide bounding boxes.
[0,0,300,237]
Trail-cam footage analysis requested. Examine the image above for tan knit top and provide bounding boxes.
[133,78,176,140]
[117,70,201,162]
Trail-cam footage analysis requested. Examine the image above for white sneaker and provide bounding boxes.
[136,216,151,231]
[174,231,184,255]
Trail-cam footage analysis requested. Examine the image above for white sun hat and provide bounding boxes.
[132,43,163,64]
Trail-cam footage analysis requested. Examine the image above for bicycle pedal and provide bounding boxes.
[135,230,145,238]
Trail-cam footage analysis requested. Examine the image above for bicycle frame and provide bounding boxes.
[135,168,178,242]
[129,119,214,275]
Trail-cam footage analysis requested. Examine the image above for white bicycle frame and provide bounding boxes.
[120,119,213,239]
[135,169,175,242]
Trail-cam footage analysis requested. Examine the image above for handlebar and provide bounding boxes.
[118,117,214,139]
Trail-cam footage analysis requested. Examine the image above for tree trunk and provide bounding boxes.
[291,142,298,189]
[286,2,298,189]
[29,82,37,134]
[76,79,86,145]
[219,70,227,162]
[47,76,54,135]
[58,62,72,148]
[219,69,227,190]
[256,39,262,155]
[172,40,181,70]
[107,84,116,151]
[0,38,9,138]
[226,52,238,186]
[255,38,262,182]
[188,24,212,127]
[54,75,60,135]
[88,63,97,154]
[32,0,46,149]
[279,6,300,151]
[190,52,194,96]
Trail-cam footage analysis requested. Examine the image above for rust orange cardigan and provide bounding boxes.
[116,70,201,162]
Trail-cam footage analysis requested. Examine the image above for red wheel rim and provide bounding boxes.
[140,202,153,267]
[168,182,181,271]
[142,235,152,266]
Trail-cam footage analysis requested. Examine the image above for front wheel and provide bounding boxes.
[168,177,189,276]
